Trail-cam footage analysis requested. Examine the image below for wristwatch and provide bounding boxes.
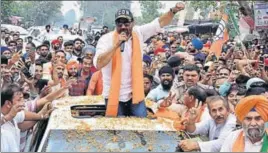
[170,8,177,15]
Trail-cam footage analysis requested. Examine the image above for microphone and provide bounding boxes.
[120,32,126,52]
[120,41,125,52]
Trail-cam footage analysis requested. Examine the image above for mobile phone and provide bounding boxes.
[22,67,32,78]
[260,56,264,63]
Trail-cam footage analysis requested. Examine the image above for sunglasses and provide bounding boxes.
[116,22,131,27]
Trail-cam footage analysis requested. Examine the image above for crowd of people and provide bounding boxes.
[1,2,268,152]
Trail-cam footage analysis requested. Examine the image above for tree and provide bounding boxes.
[138,0,162,24]
[80,1,131,29]
[1,1,63,26]
[1,1,20,23]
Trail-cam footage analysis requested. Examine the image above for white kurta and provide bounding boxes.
[220,129,264,152]
[189,114,237,152]
[1,111,25,152]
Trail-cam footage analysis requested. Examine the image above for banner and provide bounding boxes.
[254,2,268,30]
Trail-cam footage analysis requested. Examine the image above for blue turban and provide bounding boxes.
[191,38,203,50]
[1,47,10,54]
[143,54,152,65]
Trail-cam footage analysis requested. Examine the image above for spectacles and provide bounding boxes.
[116,22,131,27]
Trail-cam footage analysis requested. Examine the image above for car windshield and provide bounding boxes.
[42,130,189,152]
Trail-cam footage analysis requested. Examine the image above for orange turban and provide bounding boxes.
[66,60,79,71]
[235,95,268,122]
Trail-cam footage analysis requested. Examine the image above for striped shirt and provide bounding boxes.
[20,99,37,152]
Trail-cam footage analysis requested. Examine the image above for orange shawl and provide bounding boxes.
[232,129,268,152]
[105,31,145,117]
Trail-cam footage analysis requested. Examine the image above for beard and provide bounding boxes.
[243,124,265,140]
[68,72,78,78]
[58,72,63,78]
[75,46,82,52]
[161,79,173,91]
[53,46,60,51]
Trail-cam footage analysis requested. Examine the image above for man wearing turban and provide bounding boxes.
[221,95,268,152]
[51,39,61,52]
[66,60,87,96]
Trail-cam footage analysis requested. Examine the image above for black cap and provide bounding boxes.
[167,56,181,68]
[115,9,134,22]
[158,65,174,77]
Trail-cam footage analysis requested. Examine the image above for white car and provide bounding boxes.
[1,24,29,39]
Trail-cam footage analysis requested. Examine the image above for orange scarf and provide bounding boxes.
[105,31,145,117]
[155,107,181,120]
[232,129,268,152]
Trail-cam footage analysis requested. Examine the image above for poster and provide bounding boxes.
[254,2,268,30]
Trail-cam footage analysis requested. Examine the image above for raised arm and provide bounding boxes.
[158,3,185,28]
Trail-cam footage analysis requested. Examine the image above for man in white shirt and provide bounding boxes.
[220,95,268,152]
[39,25,53,39]
[1,84,53,152]
[59,24,71,35]
[94,3,185,117]
[178,96,236,152]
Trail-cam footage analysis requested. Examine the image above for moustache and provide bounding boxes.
[162,79,172,84]
[215,116,224,120]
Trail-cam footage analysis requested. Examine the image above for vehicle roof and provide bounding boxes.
[50,96,175,131]
[38,96,177,152]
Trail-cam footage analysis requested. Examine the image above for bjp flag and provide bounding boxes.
[209,13,229,58]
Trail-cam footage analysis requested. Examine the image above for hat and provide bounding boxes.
[143,54,152,64]
[246,78,265,90]
[51,39,60,45]
[1,47,10,54]
[63,24,68,28]
[158,66,174,77]
[167,56,181,68]
[115,9,134,22]
[66,60,79,71]
[191,38,203,50]
[154,48,165,55]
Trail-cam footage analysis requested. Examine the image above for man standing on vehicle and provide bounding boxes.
[94,2,185,117]
[40,25,52,39]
